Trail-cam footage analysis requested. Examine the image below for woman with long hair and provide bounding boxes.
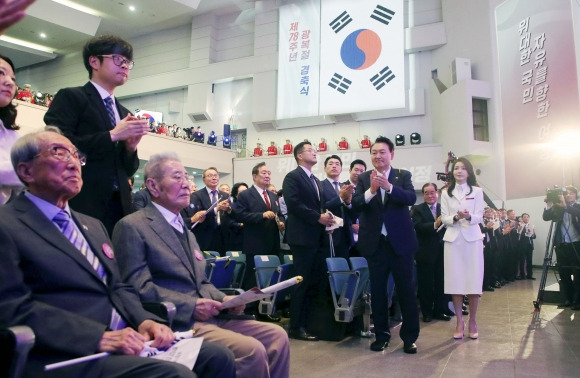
[0,54,23,204]
[441,157,485,339]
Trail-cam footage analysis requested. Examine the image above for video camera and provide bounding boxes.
[545,185,566,203]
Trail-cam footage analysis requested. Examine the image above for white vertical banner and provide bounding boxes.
[276,1,321,119]
[319,0,404,115]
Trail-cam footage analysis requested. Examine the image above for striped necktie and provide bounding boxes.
[53,210,126,330]
[104,96,117,129]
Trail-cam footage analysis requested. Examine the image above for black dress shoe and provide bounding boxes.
[288,328,318,341]
[403,342,417,354]
[370,339,389,351]
[433,313,451,321]
[483,286,495,292]
[527,276,536,280]
[572,303,580,310]
[494,281,502,288]
[255,313,281,322]
[443,310,455,317]
[422,315,432,323]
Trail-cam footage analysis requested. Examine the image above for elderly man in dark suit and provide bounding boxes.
[44,34,149,236]
[412,183,451,323]
[0,128,234,378]
[283,141,335,341]
[352,136,420,354]
[321,154,355,259]
[113,152,290,378]
[235,162,285,290]
[189,167,231,254]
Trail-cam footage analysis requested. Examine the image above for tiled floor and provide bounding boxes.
[288,269,580,377]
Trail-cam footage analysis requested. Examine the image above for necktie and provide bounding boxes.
[53,210,125,330]
[263,190,271,210]
[211,190,221,225]
[310,175,319,199]
[103,96,117,129]
[211,190,218,205]
[430,205,437,219]
[333,181,340,195]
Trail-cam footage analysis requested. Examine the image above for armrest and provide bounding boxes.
[0,325,35,378]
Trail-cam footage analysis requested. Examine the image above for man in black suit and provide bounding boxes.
[321,155,355,259]
[190,167,231,254]
[518,213,536,280]
[543,185,580,309]
[344,159,367,257]
[133,187,151,211]
[352,136,420,354]
[235,162,285,290]
[411,183,451,323]
[283,141,335,341]
[44,34,149,236]
[0,128,234,378]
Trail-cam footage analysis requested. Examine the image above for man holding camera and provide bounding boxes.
[543,186,580,309]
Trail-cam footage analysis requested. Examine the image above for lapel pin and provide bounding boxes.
[102,243,115,259]
[82,224,88,230]
[194,249,204,261]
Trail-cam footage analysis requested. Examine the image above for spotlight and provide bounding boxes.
[395,134,405,146]
[410,132,421,145]
[223,136,231,149]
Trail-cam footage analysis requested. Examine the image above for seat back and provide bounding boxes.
[349,257,370,297]
[254,255,281,289]
[225,251,246,289]
[326,257,360,323]
[208,257,236,288]
[283,254,293,264]
[0,326,35,378]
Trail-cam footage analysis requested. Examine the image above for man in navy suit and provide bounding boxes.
[321,155,355,259]
[190,167,231,254]
[283,141,335,341]
[411,183,451,323]
[0,128,234,378]
[343,159,367,257]
[352,136,420,354]
[235,162,285,290]
[44,34,149,236]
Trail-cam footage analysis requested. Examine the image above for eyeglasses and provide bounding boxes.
[34,146,87,166]
[98,54,135,70]
[204,174,219,179]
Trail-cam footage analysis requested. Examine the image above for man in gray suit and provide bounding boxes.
[113,152,290,378]
[0,128,234,378]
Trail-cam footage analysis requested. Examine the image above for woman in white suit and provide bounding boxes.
[441,157,484,340]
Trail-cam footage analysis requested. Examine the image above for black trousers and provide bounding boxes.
[416,255,446,316]
[367,236,419,343]
[556,242,580,303]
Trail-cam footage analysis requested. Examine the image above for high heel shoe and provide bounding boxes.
[453,322,464,339]
[468,320,478,339]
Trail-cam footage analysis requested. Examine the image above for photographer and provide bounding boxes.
[543,185,580,310]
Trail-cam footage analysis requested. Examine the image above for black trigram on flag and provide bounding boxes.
[328,73,352,94]
[329,11,353,33]
[370,4,395,26]
[370,66,395,90]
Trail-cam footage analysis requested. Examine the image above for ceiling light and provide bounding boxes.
[129,5,136,11]
[39,33,47,38]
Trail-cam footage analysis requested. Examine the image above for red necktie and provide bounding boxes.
[263,190,271,210]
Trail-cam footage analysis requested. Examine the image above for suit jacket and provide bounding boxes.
[112,204,226,331]
[282,166,325,247]
[44,82,139,221]
[352,168,418,257]
[235,186,284,255]
[0,194,160,367]
[133,188,151,211]
[321,179,354,249]
[543,202,580,245]
[180,192,198,230]
[440,185,484,242]
[412,202,444,264]
[190,188,230,251]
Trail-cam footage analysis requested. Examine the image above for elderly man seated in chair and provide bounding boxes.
[112,152,290,378]
[0,127,234,378]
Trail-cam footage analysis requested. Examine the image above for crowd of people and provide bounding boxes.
[1,6,580,377]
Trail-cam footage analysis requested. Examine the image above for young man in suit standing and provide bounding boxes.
[352,136,420,354]
[283,141,335,341]
[321,155,355,259]
[44,34,149,236]
[411,183,451,323]
[235,162,285,291]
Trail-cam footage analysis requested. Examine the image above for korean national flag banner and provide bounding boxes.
[320,0,404,115]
